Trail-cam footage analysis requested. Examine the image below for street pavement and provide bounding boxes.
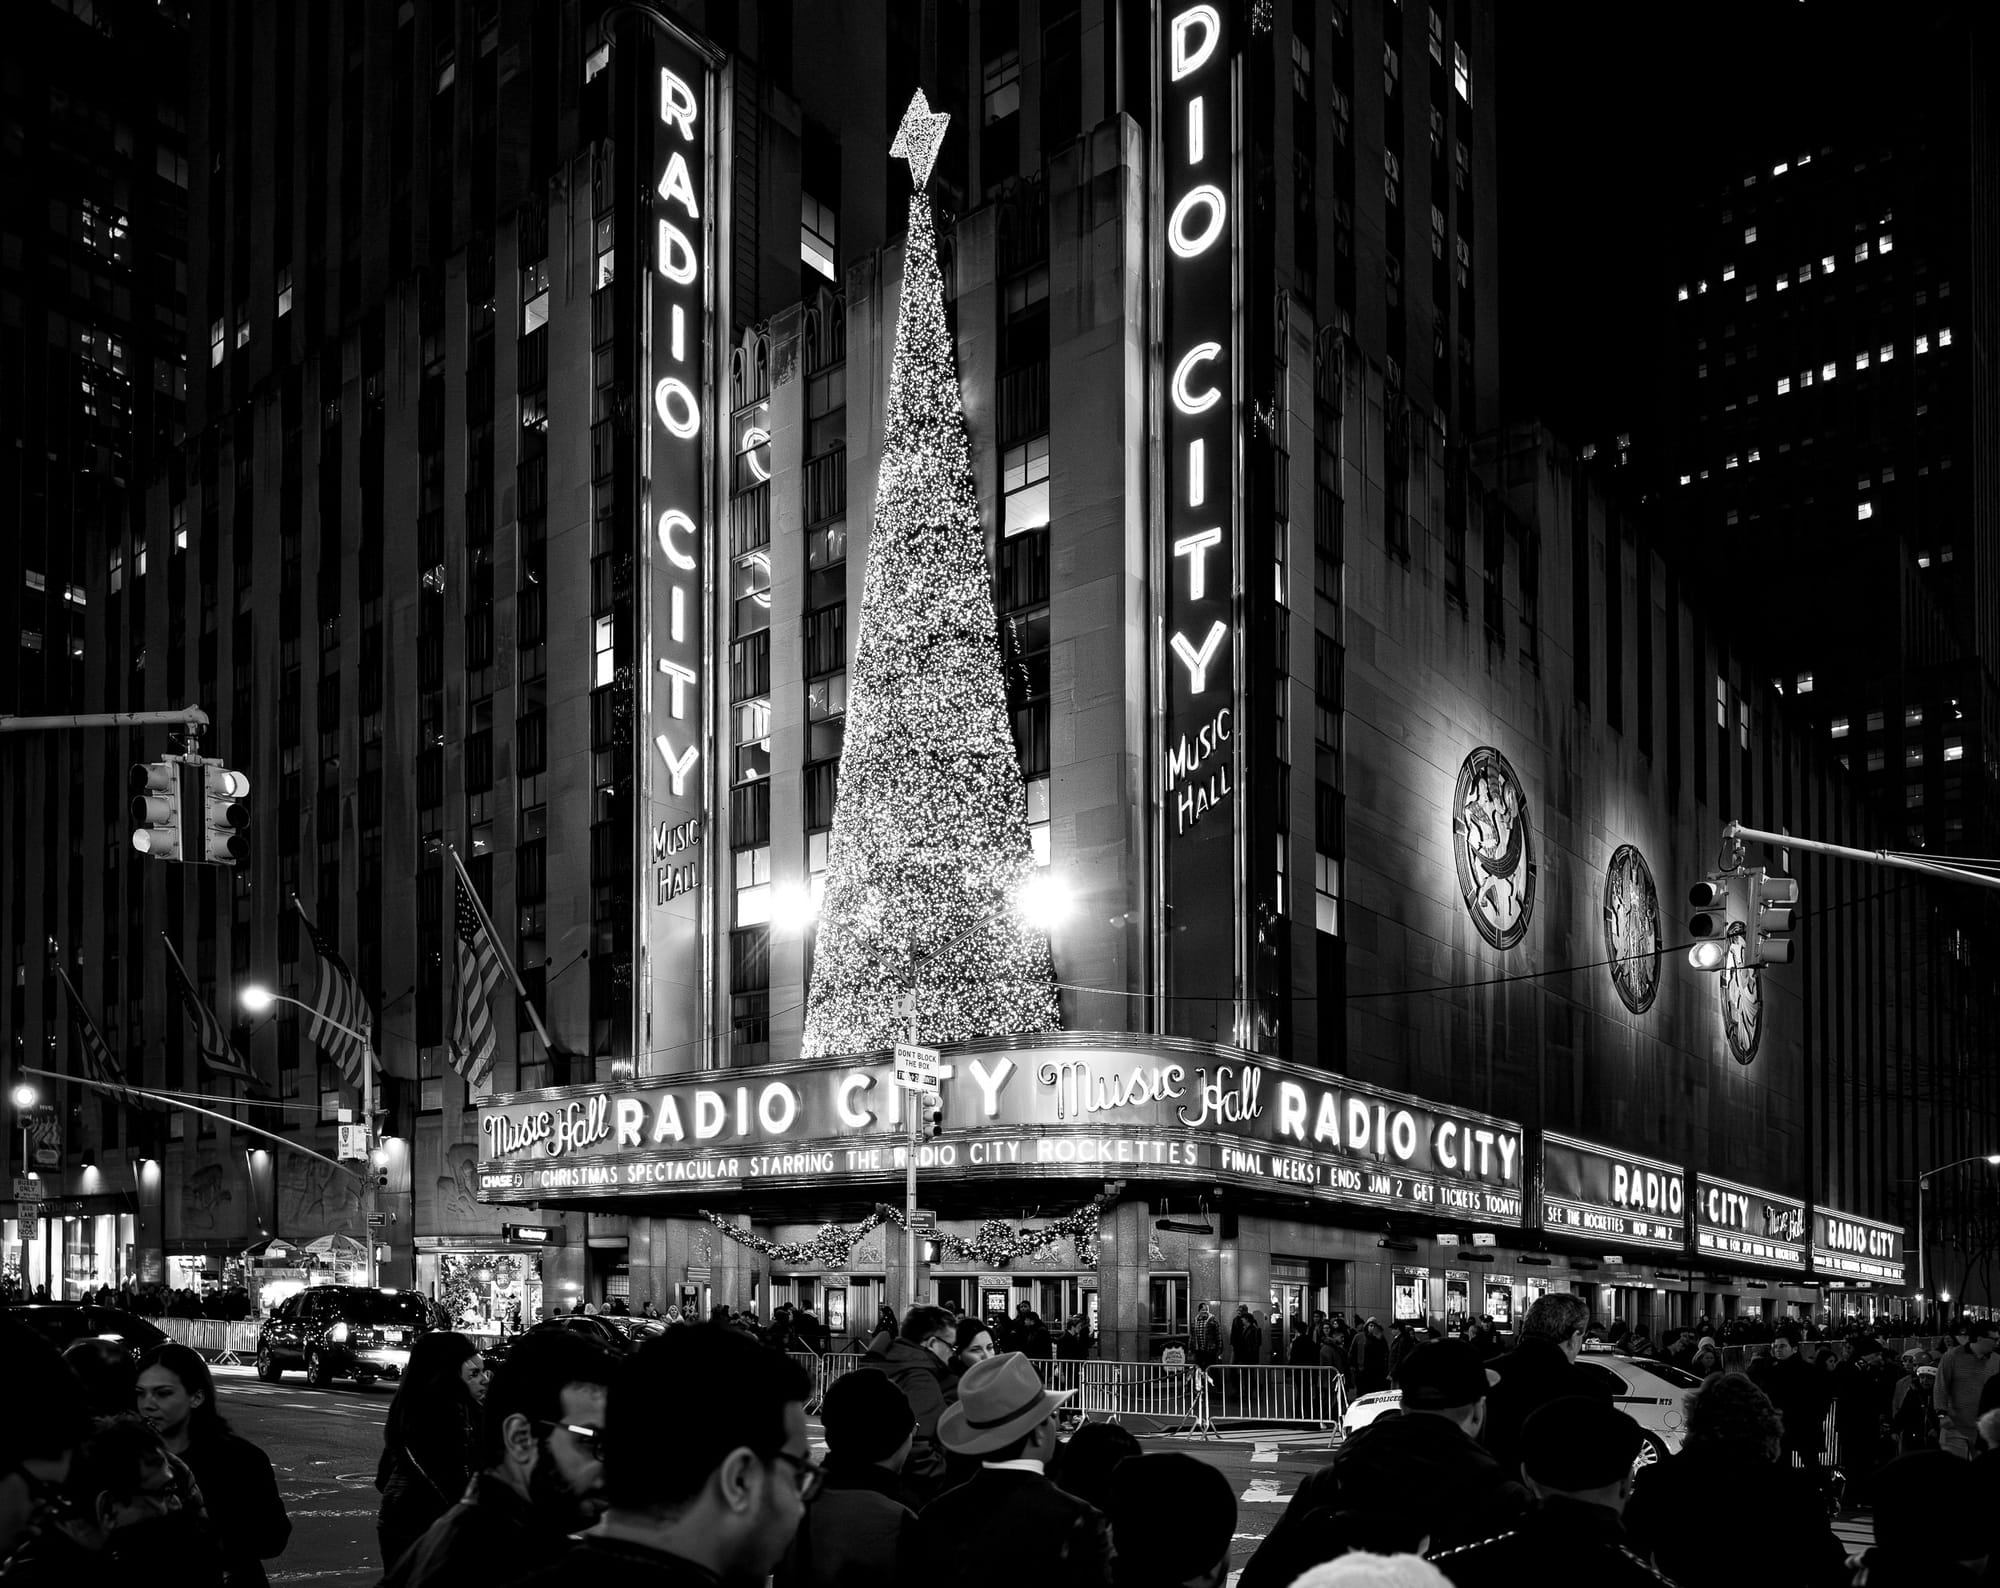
[205,1365,1870,1586]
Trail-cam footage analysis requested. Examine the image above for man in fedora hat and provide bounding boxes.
[905,1352,1110,1588]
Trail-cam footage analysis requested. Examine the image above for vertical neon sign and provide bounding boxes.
[643,33,713,1070]
[1160,2,1238,1036]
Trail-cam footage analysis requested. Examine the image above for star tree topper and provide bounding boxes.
[889,88,951,192]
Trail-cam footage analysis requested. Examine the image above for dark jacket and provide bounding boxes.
[380,1471,579,1588]
[0,1523,127,1588]
[1623,1444,1847,1588]
[1287,1327,1317,1366]
[1229,1312,1263,1364]
[1236,1412,1528,1588]
[776,1459,914,1588]
[1749,1353,1831,1453]
[863,1340,952,1503]
[182,1422,292,1588]
[509,1536,726,1588]
[376,1394,481,1568]
[1431,1496,1675,1587]
[1478,1336,1612,1480]
[1834,1355,1899,1433]
[1352,1328,1390,1394]
[904,1466,1110,1588]
[1842,1548,1983,1588]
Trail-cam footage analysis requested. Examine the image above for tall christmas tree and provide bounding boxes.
[800,91,1061,1059]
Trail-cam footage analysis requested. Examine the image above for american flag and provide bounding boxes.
[451,872,506,1087]
[54,963,164,1113]
[452,872,504,1080]
[294,897,377,1087]
[162,934,262,1089]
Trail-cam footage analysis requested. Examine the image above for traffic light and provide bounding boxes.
[201,764,251,865]
[1686,872,1738,971]
[1746,869,1799,967]
[130,760,186,860]
[925,1094,944,1138]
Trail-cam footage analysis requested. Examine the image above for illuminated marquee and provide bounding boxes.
[1539,1132,1687,1253]
[1693,1172,1807,1272]
[474,1037,1527,1221]
[1811,1205,1904,1284]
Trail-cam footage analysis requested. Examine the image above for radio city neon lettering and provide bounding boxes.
[1611,1165,1683,1215]
[1823,1218,1897,1259]
[1160,0,1234,839]
[651,62,706,807]
[1268,1079,1520,1185]
[1700,1184,1755,1230]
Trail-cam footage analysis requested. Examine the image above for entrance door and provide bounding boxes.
[1271,1281,1307,1341]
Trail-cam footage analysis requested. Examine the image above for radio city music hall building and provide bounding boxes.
[11,2,1992,1344]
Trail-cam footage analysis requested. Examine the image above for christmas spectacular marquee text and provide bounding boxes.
[475,1039,1527,1222]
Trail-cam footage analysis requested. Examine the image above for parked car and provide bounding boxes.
[523,1313,636,1353]
[1339,1344,1702,1473]
[4,1302,170,1353]
[255,1286,434,1387]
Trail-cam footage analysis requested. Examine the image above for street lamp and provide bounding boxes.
[240,984,382,1289]
[10,1081,38,1184]
[1917,1152,2000,1326]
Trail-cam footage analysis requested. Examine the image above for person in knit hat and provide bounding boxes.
[773,1368,915,1588]
[1103,1454,1234,1588]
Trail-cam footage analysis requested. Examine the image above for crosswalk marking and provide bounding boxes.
[1240,1477,1286,1503]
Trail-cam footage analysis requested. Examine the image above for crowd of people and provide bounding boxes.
[15,1291,2000,1587]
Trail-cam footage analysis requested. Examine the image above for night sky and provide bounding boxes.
[1496,0,1933,453]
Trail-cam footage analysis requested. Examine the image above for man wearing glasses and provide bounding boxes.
[384,1331,619,1588]
[514,1325,817,1588]
[861,1304,956,1507]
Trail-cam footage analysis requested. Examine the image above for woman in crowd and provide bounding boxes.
[1623,1369,1846,1587]
[134,1342,290,1588]
[949,1315,996,1390]
[372,1331,486,1569]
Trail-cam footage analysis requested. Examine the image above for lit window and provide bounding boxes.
[1941,544,1953,563]
[209,318,224,368]
[1698,363,1708,378]
[1854,241,1869,263]
[1726,509,1739,526]
[1879,233,1893,254]
[1916,553,1931,569]
[1003,436,1051,536]
[1717,676,1728,727]
[522,259,550,333]
[520,390,548,431]
[593,615,614,689]
[172,502,187,551]
[1904,706,1923,727]
[1747,448,1761,463]
[1726,454,1739,469]
[1772,161,1788,176]
[1777,377,1791,395]
[1452,41,1471,101]
[1679,473,1691,485]
[1856,502,1873,520]
[277,266,292,318]
[801,194,838,281]
[1879,343,1893,363]
[1855,351,1869,371]
[1798,264,1811,282]
[1795,673,1812,695]
[1906,785,1924,810]
[134,547,146,578]
[1939,327,1953,347]
[1916,334,1930,354]
[1823,362,1837,382]
[1745,284,1759,301]
[1905,746,1924,768]
[1821,254,1836,274]
[594,216,615,291]
[1744,225,1757,243]
[733,845,772,925]
[1830,717,1849,738]
[1866,749,1885,772]
[1698,280,1708,294]
[1722,264,1736,281]
[1676,284,1689,302]
[1945,738,1964,762]
[1800,368,1814,387]
[63,583,85,608]
[234,304,250,349]
[1867,711,1885,732]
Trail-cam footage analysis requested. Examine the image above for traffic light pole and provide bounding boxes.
[905,993,919,1315]
[1724,821,2000,893]
[0,705,210,735]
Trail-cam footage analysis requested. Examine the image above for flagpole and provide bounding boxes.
[447,842,555,1056]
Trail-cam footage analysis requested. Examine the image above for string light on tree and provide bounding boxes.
[699,1199,1105,1270]
[800,91,1060,1059]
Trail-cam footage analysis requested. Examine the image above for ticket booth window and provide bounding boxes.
[1393,1266,1428,1321]
[1484,1278,1514,1328]
[1444,1270,1471,1334]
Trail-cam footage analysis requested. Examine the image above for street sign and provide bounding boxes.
[13,1177,43,1202]
[1471,1232,1498,1247]
[502,1222,564,1247]
[366,1211,388,1227]
[336,1124,369,1162]
[19,1207,37,1240]
[892,1072,940,1096]
[893,1043,941,1075]
[909,1208,937,1232]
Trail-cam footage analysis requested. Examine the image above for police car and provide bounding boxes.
[1339,1345,1702,1472]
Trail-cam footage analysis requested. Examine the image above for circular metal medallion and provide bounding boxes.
[1602,844,1662,1014]
[1451,747,1537,950]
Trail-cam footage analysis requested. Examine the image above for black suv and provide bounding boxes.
[4,1303,170,1353]
[255,1286,435,1388]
